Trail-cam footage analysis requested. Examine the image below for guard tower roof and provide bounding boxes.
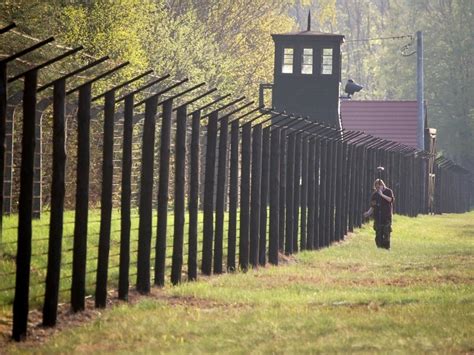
[272,30,345,42]
[272,11,345,42]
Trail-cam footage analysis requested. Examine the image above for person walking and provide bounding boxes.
[363,179,395,250]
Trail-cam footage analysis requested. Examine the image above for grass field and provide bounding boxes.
[4,211,473,353]
[0,209,213,315]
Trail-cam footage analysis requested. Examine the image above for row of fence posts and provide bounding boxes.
[433,157,472,214]
[0,23,471,341]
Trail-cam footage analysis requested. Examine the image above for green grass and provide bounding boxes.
[6,212,474,353]
[0,209,218,316]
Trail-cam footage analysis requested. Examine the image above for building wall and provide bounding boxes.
[341,100,418,147]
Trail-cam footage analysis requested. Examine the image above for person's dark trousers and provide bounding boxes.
[374,223,391,249]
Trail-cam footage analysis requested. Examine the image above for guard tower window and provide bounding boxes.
[321,48,333,75]
[282,48,294,74]
[301,48,313,74]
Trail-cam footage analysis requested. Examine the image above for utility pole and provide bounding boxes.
[417,31,425,150]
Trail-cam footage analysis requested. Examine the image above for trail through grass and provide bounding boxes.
[5,212,474,353]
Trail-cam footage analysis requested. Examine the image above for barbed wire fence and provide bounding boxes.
[0,22,471,342]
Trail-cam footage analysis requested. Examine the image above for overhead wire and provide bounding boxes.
[345,34,413,42]
[344,33,416,58]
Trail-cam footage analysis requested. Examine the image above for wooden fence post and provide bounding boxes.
[327,139,336,245]
[239,122,251,270]
[306,138,316,250]
[278,129,286,252]
[401,153,408,215]
[341,141,349,237]
[259,127,270,265]
[155,99,173,286]
[292,133,302,252]
[171,105,187,285]
[410,153,415,216]
[359,145,368,226]
[136,95,158,294]
[249,124,262,267]
[71,83,92,311]
[118,94,134,300]
[202,111,218,275]
[227,119,239,271]
[348,143,355,232]
[300,136,308,250]
[392,151,400,214]
[318,138,327,247]
[214,115,229,274]
[354,145,363,227]
[404,153,410,216]
[313,137,321,249]
[360,143,368,223]
[43,78,66,326]
[433,162,440,214]
[412,154,418,216]
[268,127,280,265]
[350,142,358,230]
[12,70,37,340]
[95,90,115,308]
[285,133,295,255]
[334,139,343,241]
[188,110,201,280]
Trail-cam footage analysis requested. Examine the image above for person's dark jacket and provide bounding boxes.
[370,188,394,225]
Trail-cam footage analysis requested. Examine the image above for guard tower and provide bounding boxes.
[261,14,344,128]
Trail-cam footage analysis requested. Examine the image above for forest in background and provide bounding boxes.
[0,0,473,172]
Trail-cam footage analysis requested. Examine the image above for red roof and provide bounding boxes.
[341,100,418,148]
